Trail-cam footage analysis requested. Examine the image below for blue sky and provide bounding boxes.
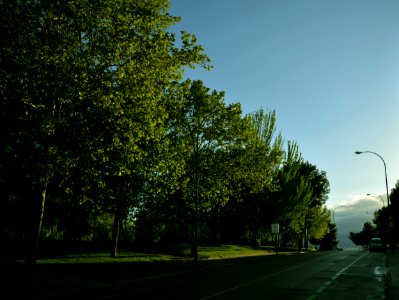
[169,0,399,246]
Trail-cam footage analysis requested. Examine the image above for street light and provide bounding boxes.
[366,193,385,207]
[354,151,390,208]
[355,150,394,252]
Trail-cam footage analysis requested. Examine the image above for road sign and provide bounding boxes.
[271,223,279,234]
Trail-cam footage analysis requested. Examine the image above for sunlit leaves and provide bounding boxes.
[172,80,248,210]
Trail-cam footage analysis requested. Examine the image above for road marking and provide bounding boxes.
[201,255,317,300]
[202,252,367,300]
[306,252,368,300]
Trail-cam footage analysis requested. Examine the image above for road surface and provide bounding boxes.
[86,250,388,300]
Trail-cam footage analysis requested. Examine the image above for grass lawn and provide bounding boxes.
[32,244,304,264]
[1,244,312,298]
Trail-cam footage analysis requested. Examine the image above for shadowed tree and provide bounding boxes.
[349,221,377,247]
[0,0,210,263]
[318,221,338,250]
[389,180,399,248]
[372,206,390,247]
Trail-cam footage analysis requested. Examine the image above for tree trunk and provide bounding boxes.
[25,183,47,266]
[110,205,121,258]
[210,206,220,245]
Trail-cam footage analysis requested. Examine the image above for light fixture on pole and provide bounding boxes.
[354,151,390,208]
[332,205,346,223]
[366,193,385,207]
[355,150,393,252]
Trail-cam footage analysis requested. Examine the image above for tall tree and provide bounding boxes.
[276,142,313,236]
[298,162,330,246]
[170,80,248,258]
[0,0,209,262]
[241,109,284,193]
[1,0,85,264]
[236,108,284,245]
[299,162,330,207]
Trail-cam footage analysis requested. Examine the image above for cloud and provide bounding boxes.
[329,194,385,248]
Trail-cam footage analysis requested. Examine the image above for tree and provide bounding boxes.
[234,108,284,245]
[67,0,210,259]
[0,0,210,263]
[1,0,86,264]
[299,162,330,207]
[390,180,399,247]
[298,162,330,247]
[169,80,248,257]
[307,206,331,240]
[318,221,338,250]
[349,221,377,247]
[372,206,390,246]
[272,142,313,246]
[241,109,284,193]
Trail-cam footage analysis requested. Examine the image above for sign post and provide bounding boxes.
[271,224,279,254]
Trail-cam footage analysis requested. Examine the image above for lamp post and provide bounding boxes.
[355,151,390,208]
[367,193,385,207]
[355,150,394,252]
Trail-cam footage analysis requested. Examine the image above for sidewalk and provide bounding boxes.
[387,252,399,300]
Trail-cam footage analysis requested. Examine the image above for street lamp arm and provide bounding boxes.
[367,193,385,207]
[332,205,346,223]
[355,150,390,207]
[355,151,386,167]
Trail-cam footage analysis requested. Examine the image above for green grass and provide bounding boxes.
[190,245,275,259]
[33,244,290,264]
[36,253,168,264]
[3,244,312,299]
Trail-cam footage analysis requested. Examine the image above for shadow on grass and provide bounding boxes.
[0,243,313,299]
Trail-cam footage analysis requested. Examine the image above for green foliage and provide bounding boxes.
[317,221,338,250]
[390,180,399,245]
[307,206,331,240]
[349,221,377,246]
[0,0,335,254]
[275,142,313,234]
[0,0,209,257]
[172,80,249,210]
[240,108,284,193]
[371,207,390,245]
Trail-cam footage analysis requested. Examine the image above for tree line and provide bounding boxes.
[0,0,335,264]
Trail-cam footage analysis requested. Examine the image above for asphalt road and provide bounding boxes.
[14,250,387,299]
[78,250,388,300]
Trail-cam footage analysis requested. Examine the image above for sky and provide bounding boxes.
[169,0,399,247]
